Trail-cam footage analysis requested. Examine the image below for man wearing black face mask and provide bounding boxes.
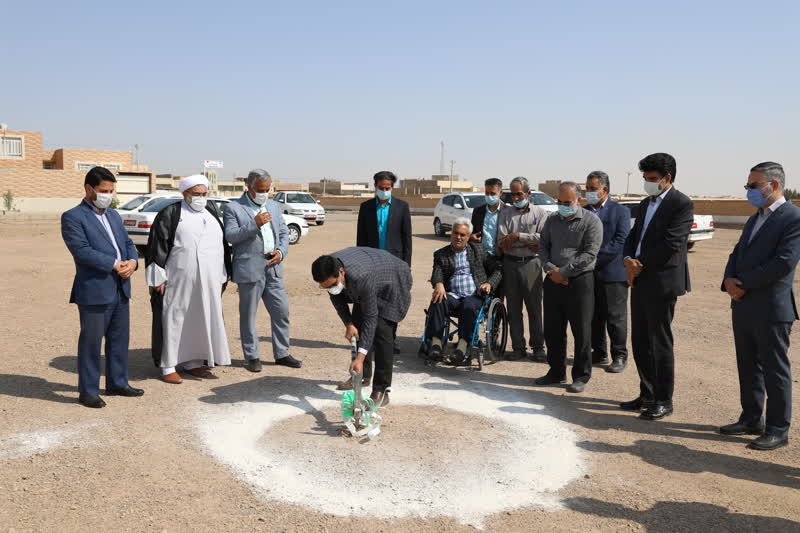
[621,153,693,421]
[719,162,800,450]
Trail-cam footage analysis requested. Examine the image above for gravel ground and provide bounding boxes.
[0,213,799,532]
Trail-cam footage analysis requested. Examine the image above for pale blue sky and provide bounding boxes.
[3,1,798,196]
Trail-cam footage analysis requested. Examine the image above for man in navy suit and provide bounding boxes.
[61,167,144,408]
[720,161,800,451]
[622,153,693,421]
[584,171,630,373]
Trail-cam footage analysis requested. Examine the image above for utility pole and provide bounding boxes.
[449,160,456,193]
[439,140,446,176]
[626,171,632,197]
[134,144,140,167]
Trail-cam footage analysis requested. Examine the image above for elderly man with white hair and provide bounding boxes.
[425,217,502,365]
[224,169,302,372]
[145,174,232,383]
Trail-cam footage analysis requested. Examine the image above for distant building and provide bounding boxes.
[273,181,309,193]
[0,126,155,213]
[398,175,475,195]
[537,179,563,198]
[308,179,370,196]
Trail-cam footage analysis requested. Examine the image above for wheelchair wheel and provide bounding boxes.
[484,298,508,361]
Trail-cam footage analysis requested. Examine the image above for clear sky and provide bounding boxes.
[3,1,798,196]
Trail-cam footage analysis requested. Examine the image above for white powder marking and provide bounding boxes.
[194,371,584,528]
[0,423,101,459]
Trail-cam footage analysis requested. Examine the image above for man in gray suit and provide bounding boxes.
[311,247,413,407]
[224,169,302,372]
[721,161,800,450]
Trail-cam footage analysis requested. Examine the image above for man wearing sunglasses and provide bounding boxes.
[719,162,800,450]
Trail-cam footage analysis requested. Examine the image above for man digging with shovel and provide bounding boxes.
[312,247,413,408]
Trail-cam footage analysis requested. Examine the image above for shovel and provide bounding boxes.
[350,336,366,428]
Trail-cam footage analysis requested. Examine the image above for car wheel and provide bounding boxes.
[288,224,301,245]
[434,218,445,236]
[687,241,695,251]
[135,245,147,257]
[316,221,324,226]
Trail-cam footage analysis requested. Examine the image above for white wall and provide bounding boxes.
[7,197,83,214]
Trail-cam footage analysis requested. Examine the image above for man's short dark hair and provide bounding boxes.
[311,255,339,282]
[84,166,117,187]
[586,171,610,192]
[638,153,677,183]
[750,161,785,189]
[373,171,398,185]
[484,178,503,188]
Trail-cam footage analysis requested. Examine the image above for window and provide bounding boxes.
[531,193,556,205]
[142,198,181,212]
[274,193,284,202]
[77,163,96,171]
[1,136,23,158]
[120,196,149,211]
[464,195,487,208]
[104,164,121,171]
[43,161,56,169]
[286,193,315,204]
[442,195,455,207]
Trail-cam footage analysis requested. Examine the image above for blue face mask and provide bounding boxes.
[513,198,528,209]
[485,195,500,206]
[376,189,391,201]
[747,187,769,208]
[558,204,576,218]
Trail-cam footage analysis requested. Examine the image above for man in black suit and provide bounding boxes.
[621,153,693,420]
[470,178,505,298]
[341,170,411,390]
[427,217,502,365]
[720,162,800,451]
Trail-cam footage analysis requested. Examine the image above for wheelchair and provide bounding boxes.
[418,293,508,371]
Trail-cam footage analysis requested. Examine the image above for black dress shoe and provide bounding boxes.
[276,354,303,368]
[592,352,610,365]
[719,421,765,436]
[619,397,645,411]
[748,433,788,451]
[640,404,673,420]
[245,358,262,372]
[534,373,566,386]
[566,381,587,393]
[105,385,144,397]
[79,394,106,409]
[606,358,627,373]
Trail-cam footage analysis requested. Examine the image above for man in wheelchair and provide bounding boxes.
[426,217,503,365]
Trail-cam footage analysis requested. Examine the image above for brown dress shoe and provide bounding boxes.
[185,368,217,379]
[370,390,390,408]
[337,375,372,391]
[161,372,183,384]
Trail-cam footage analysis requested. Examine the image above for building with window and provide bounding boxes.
[0,126,156,213]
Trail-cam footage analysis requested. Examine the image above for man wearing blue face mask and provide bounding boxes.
[470,178,505,298]
[497,176,549,361]
[719,161,800,451]
[535,182,603,393]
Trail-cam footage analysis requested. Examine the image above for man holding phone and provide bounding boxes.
[224,169,302,372]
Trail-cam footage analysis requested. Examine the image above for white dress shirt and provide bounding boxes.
[87,200,122,262]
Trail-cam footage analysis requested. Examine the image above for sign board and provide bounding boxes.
[203,160,224,169]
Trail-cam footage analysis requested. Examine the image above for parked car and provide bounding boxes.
[500,190,558,213]
[117,192,182,214]
[118,196,310,255]
[272,192,326,225]
[620,200,714,250]
[432,192,487,236]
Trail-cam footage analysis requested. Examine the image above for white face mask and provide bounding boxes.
[253,192,269,205]
[327,282,345,295]
[643,180,663,197]
[585,191,601,205]
[189,196,207,211]
[93,192,113,209]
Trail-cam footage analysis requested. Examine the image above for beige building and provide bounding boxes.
[0,126,155,213]
[308,179,370,196]
[398,175,475,195]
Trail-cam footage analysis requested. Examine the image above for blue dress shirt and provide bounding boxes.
[376,196,392,250]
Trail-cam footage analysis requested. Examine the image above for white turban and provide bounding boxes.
[179,174,209,192]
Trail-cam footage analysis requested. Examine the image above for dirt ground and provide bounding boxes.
[1,213,799,533]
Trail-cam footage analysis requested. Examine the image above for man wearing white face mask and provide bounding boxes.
[311,247,413,407]
[145,174,232,383]
[61,167,142,408]
[470,178,505,298]
[225,169,301,372]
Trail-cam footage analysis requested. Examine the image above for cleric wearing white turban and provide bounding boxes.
[144,175,232,383]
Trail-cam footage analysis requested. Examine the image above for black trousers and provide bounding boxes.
[732,307,792,436]
[486,254,504,300]
[425,293,484,342]
[630,288,676,405]
[591,279,629,360]
[353,305,396,392]
[543,272,594,383]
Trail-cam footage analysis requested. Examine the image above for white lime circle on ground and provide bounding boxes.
[194,371,584,528]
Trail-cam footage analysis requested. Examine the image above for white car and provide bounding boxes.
[272,192,326,225]
[433,192,487,236]
[620,201,714,250]
[500,190,558,214]
[118,195,310,255]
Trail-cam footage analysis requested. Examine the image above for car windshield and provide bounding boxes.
[464,195,486,208]
[286,193,316,204]
[532,194,556,205]
[142,198,181,212]
[120,196,148,210]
